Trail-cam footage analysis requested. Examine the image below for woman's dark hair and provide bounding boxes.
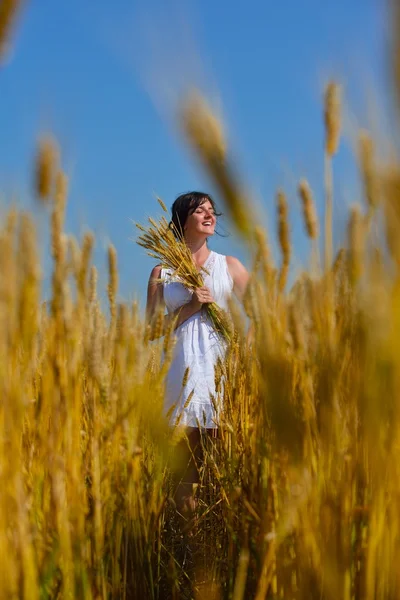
[169,191,223,240]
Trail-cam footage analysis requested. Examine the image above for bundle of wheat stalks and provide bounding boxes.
[2,5,400,598]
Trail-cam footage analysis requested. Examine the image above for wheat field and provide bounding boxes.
[2,4,400,600]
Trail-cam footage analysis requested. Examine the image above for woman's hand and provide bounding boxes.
[190,286,215,311]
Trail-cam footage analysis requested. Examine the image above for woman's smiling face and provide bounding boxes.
[184,199,216,240]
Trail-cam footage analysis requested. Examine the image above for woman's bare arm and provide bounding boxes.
[226,256,253,343]
[145,265,164,326]
[226,256,250,302]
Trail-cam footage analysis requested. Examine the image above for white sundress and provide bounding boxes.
[161,250,234,429]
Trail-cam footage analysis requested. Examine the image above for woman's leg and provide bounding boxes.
[173,427,202,519]
[173,427,219,521]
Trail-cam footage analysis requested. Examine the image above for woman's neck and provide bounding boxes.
[184,239,211,268]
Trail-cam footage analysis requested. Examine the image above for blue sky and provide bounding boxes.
[0,0,389,311]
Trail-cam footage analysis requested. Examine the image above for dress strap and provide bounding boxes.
[213,254,234,291]
[223,255,234,288]
[200,250,217,276]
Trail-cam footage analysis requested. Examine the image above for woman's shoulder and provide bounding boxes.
[225,255,244,269]
[150,264,176,285]
[212,251,238,262]
[149,264,163,281]
[225,255,249,281]
[224,255,250,298]
[212,252,244,271]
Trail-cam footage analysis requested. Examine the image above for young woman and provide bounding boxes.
[145,191,249,519]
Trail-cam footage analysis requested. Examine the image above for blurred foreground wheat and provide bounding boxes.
[2,10,400,598]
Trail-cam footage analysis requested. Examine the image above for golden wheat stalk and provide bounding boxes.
[348,205,364,284]
[179,90,256,244]
[324,82,341,272]
[277,189,291,292]
[34,136,59,202]
[359,130,378,212]
[324,82,341,157]
[0,0,23,62]
[298,179,318,240]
